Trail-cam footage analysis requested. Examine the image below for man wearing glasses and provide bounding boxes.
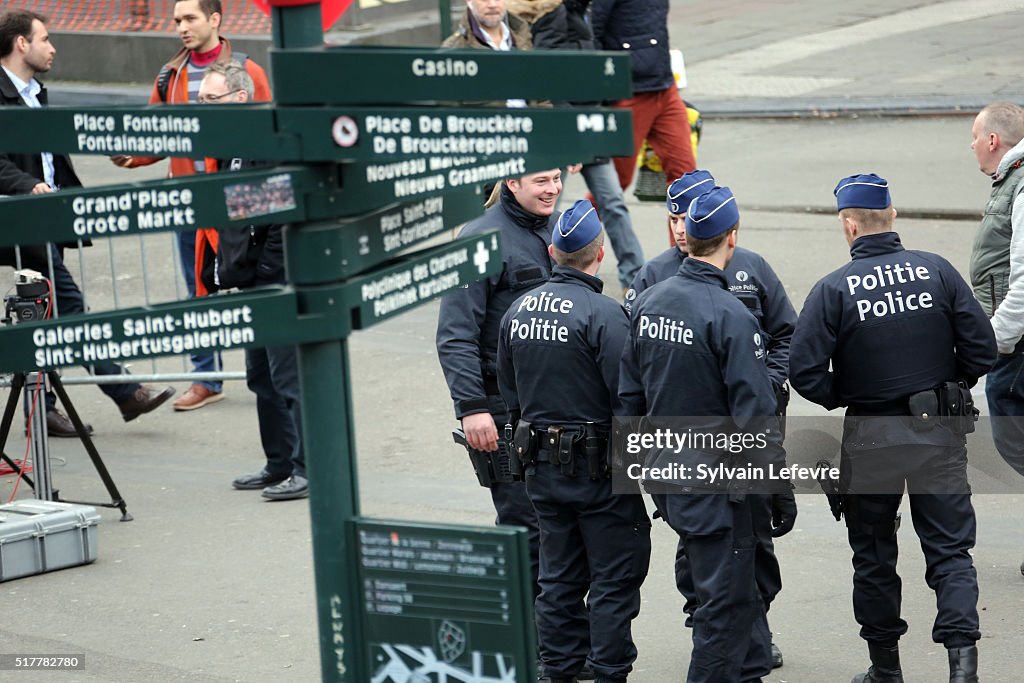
[197,61,307,501]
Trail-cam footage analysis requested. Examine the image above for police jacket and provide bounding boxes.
[0,68,84,266]
[619,258,782,483]
[790,232,997,413]
[436,186,555,418]
[625,246,796,387]
[214,159,286,290]
[497,265,628,429]
[590,0,673,93]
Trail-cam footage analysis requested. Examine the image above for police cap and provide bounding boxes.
[834,173,891,210]
[685,186,739,240]
[553,199,602,253]
[667,169,715,215]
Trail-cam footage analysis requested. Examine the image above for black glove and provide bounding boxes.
[770,488,797,538]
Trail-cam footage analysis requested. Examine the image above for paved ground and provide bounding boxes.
[4,1,1024,682]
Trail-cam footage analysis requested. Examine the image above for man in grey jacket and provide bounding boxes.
[969,101,1024,576]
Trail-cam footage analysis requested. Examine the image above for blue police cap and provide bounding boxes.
[553,199,602,253]
[667,169,715,214]
[834,173,891,210]
[685,186,739,240]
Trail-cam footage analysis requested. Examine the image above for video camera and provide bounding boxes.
[3,269,50,324]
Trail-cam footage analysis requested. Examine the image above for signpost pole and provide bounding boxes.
[269,2,363,681]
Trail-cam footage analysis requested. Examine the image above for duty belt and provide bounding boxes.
[532,425,609,479]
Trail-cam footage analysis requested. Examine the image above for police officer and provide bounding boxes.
[436,169,564,598]
[498,200,651,683]
[789,174,997,683]
[619,186,787,683]
[625,169,797,669]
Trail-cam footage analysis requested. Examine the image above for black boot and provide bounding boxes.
[948,645,978,683]
[851,642,904,683]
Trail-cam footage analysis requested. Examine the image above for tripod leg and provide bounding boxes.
[0,373,35,488]
[48,372,132,521]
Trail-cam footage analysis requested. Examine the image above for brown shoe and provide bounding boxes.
[119,385,175,422]
[172,384,225,411]
[44,409,94,438]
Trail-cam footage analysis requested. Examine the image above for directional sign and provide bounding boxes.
[343,230,501,329]
[0,106,633,163]
[353,518,534,683]
[0,166,326,248]
[0,105,297,159]
[0,287,348,374]
[287,188,486,283]
[271,46,632,105]
[331,154,572,215]
[278,107,632,162]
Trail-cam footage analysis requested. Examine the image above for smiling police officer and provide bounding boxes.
[619,186,787,683]
[436,169,564,600]
[498,200,651,683]
[789,174,997,683]
[625,169,797,670]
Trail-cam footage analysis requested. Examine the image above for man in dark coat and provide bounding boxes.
[0,9,173,433]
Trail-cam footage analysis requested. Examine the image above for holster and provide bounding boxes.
[513,419,538,467]
[938,380,978,435]
[453,426,521,489]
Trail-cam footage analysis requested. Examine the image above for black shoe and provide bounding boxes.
[578,663,596,680]
[233,469,289,491]
[118,385,175,422]
[852,642,904,683]
[948,645,979,683]
[44,409,93,438]
[771,642,783,669]
[262,475,309,500]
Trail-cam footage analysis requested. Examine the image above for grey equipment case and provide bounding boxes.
[0,500,100,582]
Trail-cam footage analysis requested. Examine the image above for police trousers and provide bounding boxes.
[652,493,772,683]
[842,443,979,648]
[527,458,651,680]
[673,492,782,632]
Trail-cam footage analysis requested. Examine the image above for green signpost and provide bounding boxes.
[0,1,635,679]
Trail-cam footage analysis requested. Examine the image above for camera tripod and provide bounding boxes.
[0,370,132,521]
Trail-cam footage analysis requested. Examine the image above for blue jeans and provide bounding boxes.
[582,161,644,290]
[985,338,1024,477]
[177,231,222,392]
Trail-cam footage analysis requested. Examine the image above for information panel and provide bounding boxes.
[353,518,534,683]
